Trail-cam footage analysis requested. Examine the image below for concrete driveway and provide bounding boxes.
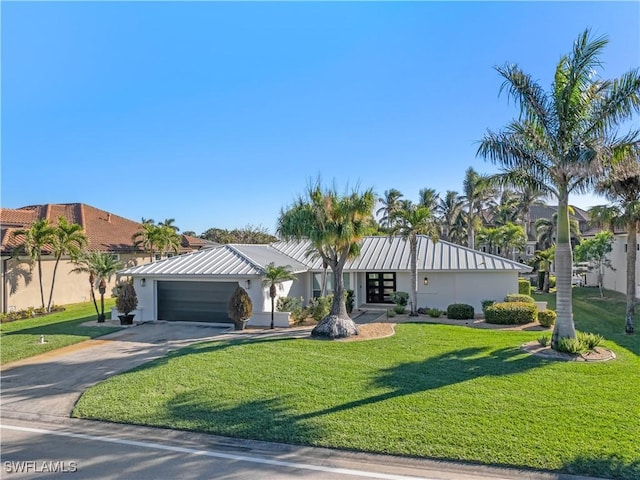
[0,322,232,419]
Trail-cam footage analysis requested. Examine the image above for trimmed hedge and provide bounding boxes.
[485,302,538,325]
[518,279,532,296]
[538,309,557,327]
[504,293,534,303]
[446,303,475,320]
[481,299,495,315]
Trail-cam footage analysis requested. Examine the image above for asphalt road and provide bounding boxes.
[1,416,578,480]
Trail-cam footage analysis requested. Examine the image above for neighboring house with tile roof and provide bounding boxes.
[119,235,532,327]
[0,203,213,313]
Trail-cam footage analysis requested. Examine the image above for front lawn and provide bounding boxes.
[1,299,120,364]
[74,289,639,480]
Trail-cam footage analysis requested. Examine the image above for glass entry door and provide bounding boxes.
[366,272,396,303]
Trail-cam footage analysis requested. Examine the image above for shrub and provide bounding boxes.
[345,290,355,314]
[116,282,138,315]
[0,305,65,323]
[549,275,556,289]
[308,295,332,322]
[518,278,532,296]
[387,309,396,318]
[537,309,556,327]
[416,307,429,315]
[577,331,605,350]
[394,304,406,314]
[504,293,534,303]
[538,334,551,347]
[228,286,253,329]
[390,291,409,307]
[427,308,442,318]
[277,296,302,313]
[485,302,538,325]
[446,303,474,320]
[481,299,495,315]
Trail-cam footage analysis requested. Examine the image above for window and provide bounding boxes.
[312,272,350,298]
[110,253,121,261]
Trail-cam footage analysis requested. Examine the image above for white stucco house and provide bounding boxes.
[117,235,532,327]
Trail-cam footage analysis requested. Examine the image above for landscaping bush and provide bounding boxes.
[577,331,605,350]
[276,296,302,313]
[538,309,556,327]
[0,305,64,323]
[481,299,495,315]
[394,304,406,314]
[228,286,253,330]
[504,293,534,303]
[427,308,442,318]
[116,282,138,315]
[555,332,605,354]
[345,290,355,314]
[416,307,429,315]
[537,334,551,347]
[390,291,409,307]
[308,295,332,322]
[518,278,532,296]
[446,303,474,320]
[485,302,538,325]
[549,275,556,289]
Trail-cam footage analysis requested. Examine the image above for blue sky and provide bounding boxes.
[2,1,639,235]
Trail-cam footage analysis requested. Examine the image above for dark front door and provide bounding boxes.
[366,272,396,303]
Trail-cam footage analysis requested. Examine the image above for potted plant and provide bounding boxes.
[228,285,253,330]
[116,282,138,325]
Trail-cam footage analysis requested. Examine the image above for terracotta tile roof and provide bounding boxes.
[1,203,206,255]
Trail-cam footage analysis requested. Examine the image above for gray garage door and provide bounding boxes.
[157,281,237,323]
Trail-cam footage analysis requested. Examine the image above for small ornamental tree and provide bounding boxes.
[228,285,253,330]
[574,231,615,298]
[116,282,138,315]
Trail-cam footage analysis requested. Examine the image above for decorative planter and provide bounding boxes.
[234,320,248,331]
[118,314,135,325]
[534,301,548,312]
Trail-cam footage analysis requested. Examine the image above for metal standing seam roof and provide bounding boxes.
[273,236,531,272]
[119,236,531,277]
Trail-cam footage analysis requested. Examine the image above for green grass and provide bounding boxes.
[73,288,639,479]
[1,299,120,364]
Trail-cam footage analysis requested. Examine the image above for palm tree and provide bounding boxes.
[535,212,580,250]
[501,222,527,260]
[159,218,180,232]
[534,247,556,293]
[376,189,404,231]
[462,167,493,249]
[12,219,56,309]
[437,190,465,242]
[477,29,640,347]
[132,220,161,262]
[476,226,502,255]
[262,263,297,329]
[490,190,520,226]
[390,203,439,316]
[278,182,375,339]
[588,204,622,233]
[157,224,182,258]
[72,252,122,322]
[418,188,440,211]
[47,217,87,312]
[595,153,640,333]
[516,186,547,240]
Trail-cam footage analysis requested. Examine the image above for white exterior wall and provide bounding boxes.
[601,234,640,298]
[394,271,519,312]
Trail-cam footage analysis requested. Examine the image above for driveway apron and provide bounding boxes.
[0,322,232,419]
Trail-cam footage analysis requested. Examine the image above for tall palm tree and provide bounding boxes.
[71,251,122,321]
[132,220,161,262]
[462,167,493,250]
[437,190,465,242]
[490,189,520,226]
[595,153,640,333]
[376,189,404,231]
[159,218,180,232]
[418,188,440,211]
[390,203,439,316]
[477,29,640,347]
[262,263,297,329]
[516,186,547,240]
[501,222,527,260]
[534,247,556,293]
[12,219,56,309]
[156,224,182,258]
[588,204,622,233]
[47,217,88,312]
[476,226,502,255]
[278,182,375,339]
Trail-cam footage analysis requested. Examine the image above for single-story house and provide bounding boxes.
[118,235,532,327]
[0,203,213,312]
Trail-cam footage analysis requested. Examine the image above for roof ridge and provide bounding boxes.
[226,244,265,273]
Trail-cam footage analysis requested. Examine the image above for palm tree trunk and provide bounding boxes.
[552,191,577,348]
[47,255,61,313]
[90,283,99,317]
[270,295,275,329]
[36,257,46,309]
[311,263,358,339]
[409,236,419,316]
[625,221,636,334]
